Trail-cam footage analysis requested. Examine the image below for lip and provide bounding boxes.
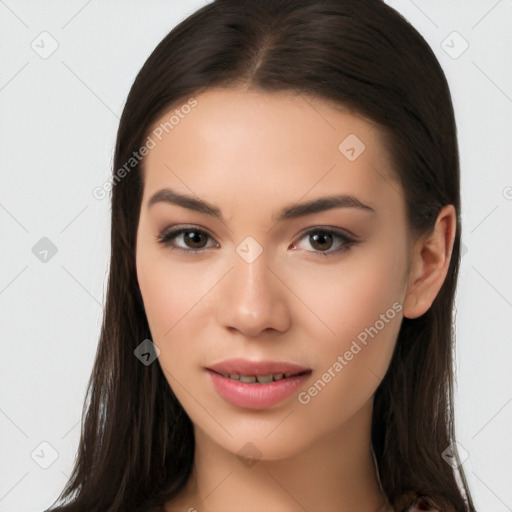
[206,358,311,377]
[205,358,312,409]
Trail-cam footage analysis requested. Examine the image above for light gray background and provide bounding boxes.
[1,1,511,510]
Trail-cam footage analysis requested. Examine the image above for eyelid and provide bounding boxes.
[293,225,360,243]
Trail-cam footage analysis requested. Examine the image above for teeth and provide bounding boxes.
[239,375,257,383]
[256,374,273,383]
[222,372,289,383]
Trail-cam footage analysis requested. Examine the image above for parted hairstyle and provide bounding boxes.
[47,1,475,511]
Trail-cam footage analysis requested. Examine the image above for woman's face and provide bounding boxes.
[136,88,413,459]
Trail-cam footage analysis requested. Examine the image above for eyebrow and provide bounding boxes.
[147,187,376,222]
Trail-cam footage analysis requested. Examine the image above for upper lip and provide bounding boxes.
[206,358,312,376]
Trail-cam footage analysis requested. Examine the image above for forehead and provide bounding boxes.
[141,88,401,218]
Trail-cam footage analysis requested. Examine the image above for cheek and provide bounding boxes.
[284,240,405,412]
[289,241,404,346]
[136,246,220,384]
[289,274,403,435]
[137,256,179,339]
[136,248,192,376]
[137,242,205,337]
[136,254,194,396]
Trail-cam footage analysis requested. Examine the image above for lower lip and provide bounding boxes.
[206,369,311,409]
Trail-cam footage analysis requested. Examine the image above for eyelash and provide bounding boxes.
[156,225,358,258]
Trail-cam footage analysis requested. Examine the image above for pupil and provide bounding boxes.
[310,232,332,251]
[185,231,206,248]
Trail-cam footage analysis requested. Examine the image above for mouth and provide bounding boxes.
[208,369,312,384]
[204,359,313,409]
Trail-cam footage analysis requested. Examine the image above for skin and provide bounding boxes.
[135,87,456,512]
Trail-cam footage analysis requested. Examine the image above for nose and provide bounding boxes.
[216,247,291,338]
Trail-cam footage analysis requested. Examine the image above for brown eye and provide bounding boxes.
[180,230,208,249]
[292,228,357,257]
[157,227,217,252]
[308,232,334,251]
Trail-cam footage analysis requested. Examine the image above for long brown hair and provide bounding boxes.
[46,1,475,510]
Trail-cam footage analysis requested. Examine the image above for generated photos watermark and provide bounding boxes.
[92,97,198,200]
[297,301,403,405]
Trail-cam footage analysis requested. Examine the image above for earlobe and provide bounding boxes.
[402,205,457,319]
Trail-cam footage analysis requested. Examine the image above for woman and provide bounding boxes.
[46,1,476,511]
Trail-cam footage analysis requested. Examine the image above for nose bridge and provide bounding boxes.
[234,247,270,302]
[218,238,290,336]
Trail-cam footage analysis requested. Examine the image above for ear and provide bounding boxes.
[403,205,457,319]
